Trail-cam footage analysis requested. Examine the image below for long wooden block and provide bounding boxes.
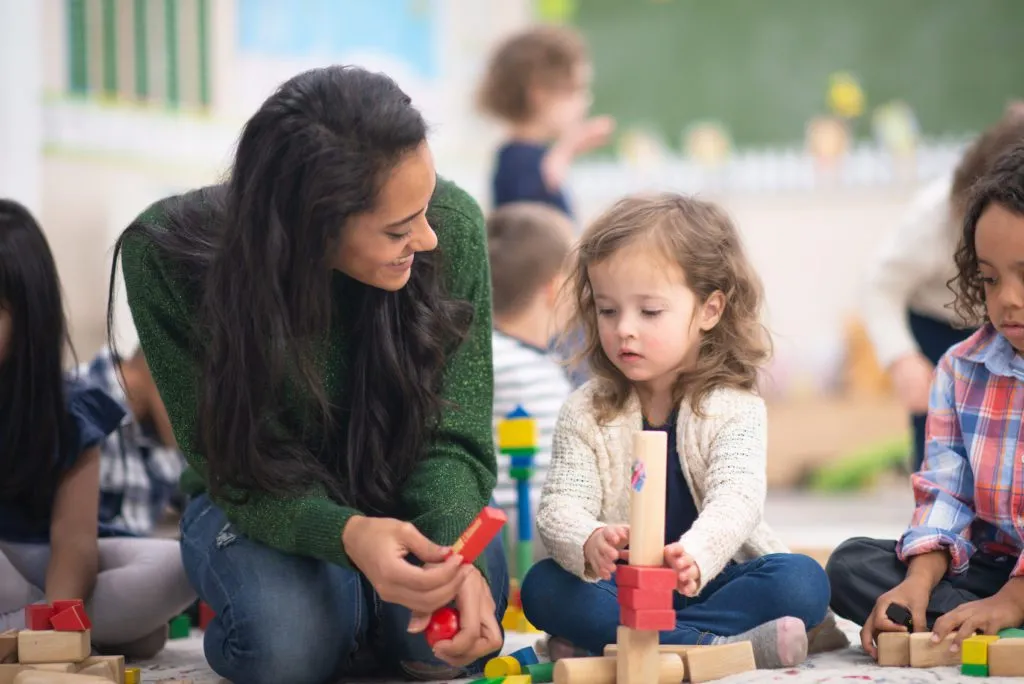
[616,626,662,684]
[628,431,668,566]
[13,673,111,683]
[604,643,695,680]
[16,630,90,665]
[686,641,756,683]
[553,654,685,684]
[0,665,21,684]
[25,663,77,672]
[615,565,677,591]
[78,656,124,684]
[909,632,959,668]
[0,632,16,664]
[876,631,910,666]
[989,638,1024,676]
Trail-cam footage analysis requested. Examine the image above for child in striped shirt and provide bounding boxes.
[487,202,574,510]
[828,141,1024,658]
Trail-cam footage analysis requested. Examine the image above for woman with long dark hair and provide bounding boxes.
[110,66,507,683]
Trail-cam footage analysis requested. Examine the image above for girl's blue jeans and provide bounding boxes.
[180,494,508,684]
[520,553,829,655]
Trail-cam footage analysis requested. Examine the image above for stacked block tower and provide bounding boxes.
[497,405,538,584]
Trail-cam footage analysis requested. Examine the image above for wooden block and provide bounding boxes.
[615,565,677,591]
[49,601,84,614]
[618,587,673,611]
[686,641,756,683]
[909,632,959,668]
[616,626,670,684]
[17,630,90,664]
[51,606,91,632]
[78,656,124,684]
[0,631,16,664]
[498,418,538,449]
[961,663,987,677]
[628,431,668,566]
[508,646,538,666]
[606,643,693,680]
[483,655,521,678]
[876,631,910,666]
[23,606,53,632]
[25,663,77,672]
[620,607,676,631]
[0,664,21,684]
[450,507,507,565]
[503,676,531,684]
[123,668,140,684]
[12,673,111,683]
[553,654,684,684]
[989,638,1024,676]
[961,634,999,666]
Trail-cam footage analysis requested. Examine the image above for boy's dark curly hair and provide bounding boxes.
[950,142,1024,326]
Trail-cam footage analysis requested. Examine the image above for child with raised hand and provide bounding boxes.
[477,24,614,219]
[828,142,1024,658]
[0,199,195,658]
[520,193,846,667]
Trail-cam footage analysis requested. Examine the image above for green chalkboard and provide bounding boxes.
[566,0,1023,149]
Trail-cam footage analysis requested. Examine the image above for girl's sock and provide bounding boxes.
[712,616,807,669]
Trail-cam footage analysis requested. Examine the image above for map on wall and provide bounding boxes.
[237,0,438,80]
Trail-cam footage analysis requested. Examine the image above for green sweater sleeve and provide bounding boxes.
[119,228,361,568]
[399,183,498,571]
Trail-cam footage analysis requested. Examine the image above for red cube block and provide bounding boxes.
[50,599,84,614]
[615,565,677,591]
[199,602,215,631]
[618,586,674,611]
[24,604,54,631]
[50,604,91,631]
[620,607,676,631]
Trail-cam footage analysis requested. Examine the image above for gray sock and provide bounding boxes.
[712,616,808,669]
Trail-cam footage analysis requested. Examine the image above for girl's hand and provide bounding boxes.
[861,578,932,659]
[583,525,629,580]
[664,542,700,596]
[931,594,1024,651]
[430,567,502,667]
[342,516,471,613]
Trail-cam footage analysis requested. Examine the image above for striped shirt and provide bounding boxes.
[492,330,572,507]
[897,325,1024,576]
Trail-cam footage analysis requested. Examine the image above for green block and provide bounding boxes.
[961,663,988,677]
[527,661,555,682]
[998,627,1024,638]
[509,466,535,480]
[516,541,533,584]
[501,447,538,458]
[469,678,504,684]
[169,613,191,639]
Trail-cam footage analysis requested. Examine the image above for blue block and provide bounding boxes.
[510,645,539,666]
[510,454,535,469]
[517,480,532,541]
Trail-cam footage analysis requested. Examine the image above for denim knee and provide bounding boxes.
[519,558,562,631]
[762,553,831,628]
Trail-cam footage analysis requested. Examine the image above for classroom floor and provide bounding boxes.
[137,485,986,683]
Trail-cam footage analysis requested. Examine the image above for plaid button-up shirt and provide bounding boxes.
[897,324,1024,577]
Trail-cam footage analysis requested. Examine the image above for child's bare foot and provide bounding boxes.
[712,616,808,668]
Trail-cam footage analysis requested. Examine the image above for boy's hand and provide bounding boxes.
[567,116,616,156]
[583,525,629,580]
[861,578,931,659]
[931,592,1024,651]
[664,542,700,596]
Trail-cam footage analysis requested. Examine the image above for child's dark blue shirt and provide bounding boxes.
[492,141,573,217]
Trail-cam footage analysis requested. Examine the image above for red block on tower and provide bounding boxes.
[620,607,676,631]
[615,565,677,591]
[24,605,54,631]
[618,586,673,611]
[51,603,91,631]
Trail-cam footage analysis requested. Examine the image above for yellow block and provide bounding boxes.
[484,655,522,678]
[962,634,1000,666]
[498,418,537,449]
[504,676,532,684]
[502,606,523,630]
[125,667,141,684]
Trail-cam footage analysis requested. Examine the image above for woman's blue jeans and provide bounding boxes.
[180,494,509,684]
[521,553,829,655]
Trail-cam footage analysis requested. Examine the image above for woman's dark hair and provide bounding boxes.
[951,142,1024,325]
[0,199,75,515]
[107,66,472,513]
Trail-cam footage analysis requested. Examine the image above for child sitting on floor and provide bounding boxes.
[0,199,195,658]
[520,193,847,667]
[487,202,575,511]
[828,142,1024,659]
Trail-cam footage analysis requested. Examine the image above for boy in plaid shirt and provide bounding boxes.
[828,142,1024,658]
[80,346,185,536]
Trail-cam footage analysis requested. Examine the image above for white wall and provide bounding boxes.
[0,0,43,214]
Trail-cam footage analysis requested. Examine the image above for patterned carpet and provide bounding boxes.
[136,619,991,683]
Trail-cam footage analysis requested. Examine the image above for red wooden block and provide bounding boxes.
[51,604,91,631]
[51,599,84,614]
[615,565,677,591]
[24,604,54,630]
[199,602,215,631]
[449,507,507,565]
[620,607,676,631]
[618,586,674,611]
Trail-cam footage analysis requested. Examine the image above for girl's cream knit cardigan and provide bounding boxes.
[536,380,789,593]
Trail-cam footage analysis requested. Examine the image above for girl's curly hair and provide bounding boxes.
[562,193,771,424]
